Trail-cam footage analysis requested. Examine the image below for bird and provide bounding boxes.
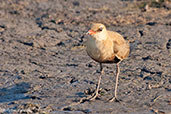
[85,23,130,102]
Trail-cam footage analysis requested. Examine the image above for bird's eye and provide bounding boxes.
[97,27,103,32]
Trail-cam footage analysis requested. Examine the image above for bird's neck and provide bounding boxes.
[94,31,108,41]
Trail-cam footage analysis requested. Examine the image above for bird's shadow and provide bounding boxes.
[0,82,31,103]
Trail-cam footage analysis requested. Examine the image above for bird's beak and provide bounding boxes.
[86,30,96,35]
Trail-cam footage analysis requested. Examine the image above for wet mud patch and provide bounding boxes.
[0,82,31,103]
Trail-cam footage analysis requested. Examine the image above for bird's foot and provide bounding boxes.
[84,88,101,101]
[84,92,99,101]
[108,96,120,102]
[89,92,99,101]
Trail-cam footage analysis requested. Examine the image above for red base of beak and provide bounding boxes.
[88,30,96,35]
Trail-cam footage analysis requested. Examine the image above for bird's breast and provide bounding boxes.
[86,38,114,63]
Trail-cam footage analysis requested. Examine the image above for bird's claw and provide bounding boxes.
[108,97,120,102]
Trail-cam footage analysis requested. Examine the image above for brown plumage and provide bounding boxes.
[86,23,130,102]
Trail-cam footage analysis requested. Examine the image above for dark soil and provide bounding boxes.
[0,0,170,113]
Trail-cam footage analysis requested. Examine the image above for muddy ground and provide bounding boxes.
[0,0,171,114]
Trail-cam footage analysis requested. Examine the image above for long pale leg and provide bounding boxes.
[109,63,120,102]
[90,63,103,101]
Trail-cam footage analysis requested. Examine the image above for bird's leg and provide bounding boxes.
[90,63,103,101]
[109,63,120,102]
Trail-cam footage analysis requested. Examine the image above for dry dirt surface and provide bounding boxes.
[0,0,171,114]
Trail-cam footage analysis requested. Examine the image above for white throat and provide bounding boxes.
[93,30,108,41]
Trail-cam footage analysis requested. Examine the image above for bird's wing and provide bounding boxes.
[108,31,130,60]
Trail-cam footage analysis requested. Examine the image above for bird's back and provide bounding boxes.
[108,31,130,60]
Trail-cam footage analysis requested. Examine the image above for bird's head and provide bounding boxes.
[87,23,108,40]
